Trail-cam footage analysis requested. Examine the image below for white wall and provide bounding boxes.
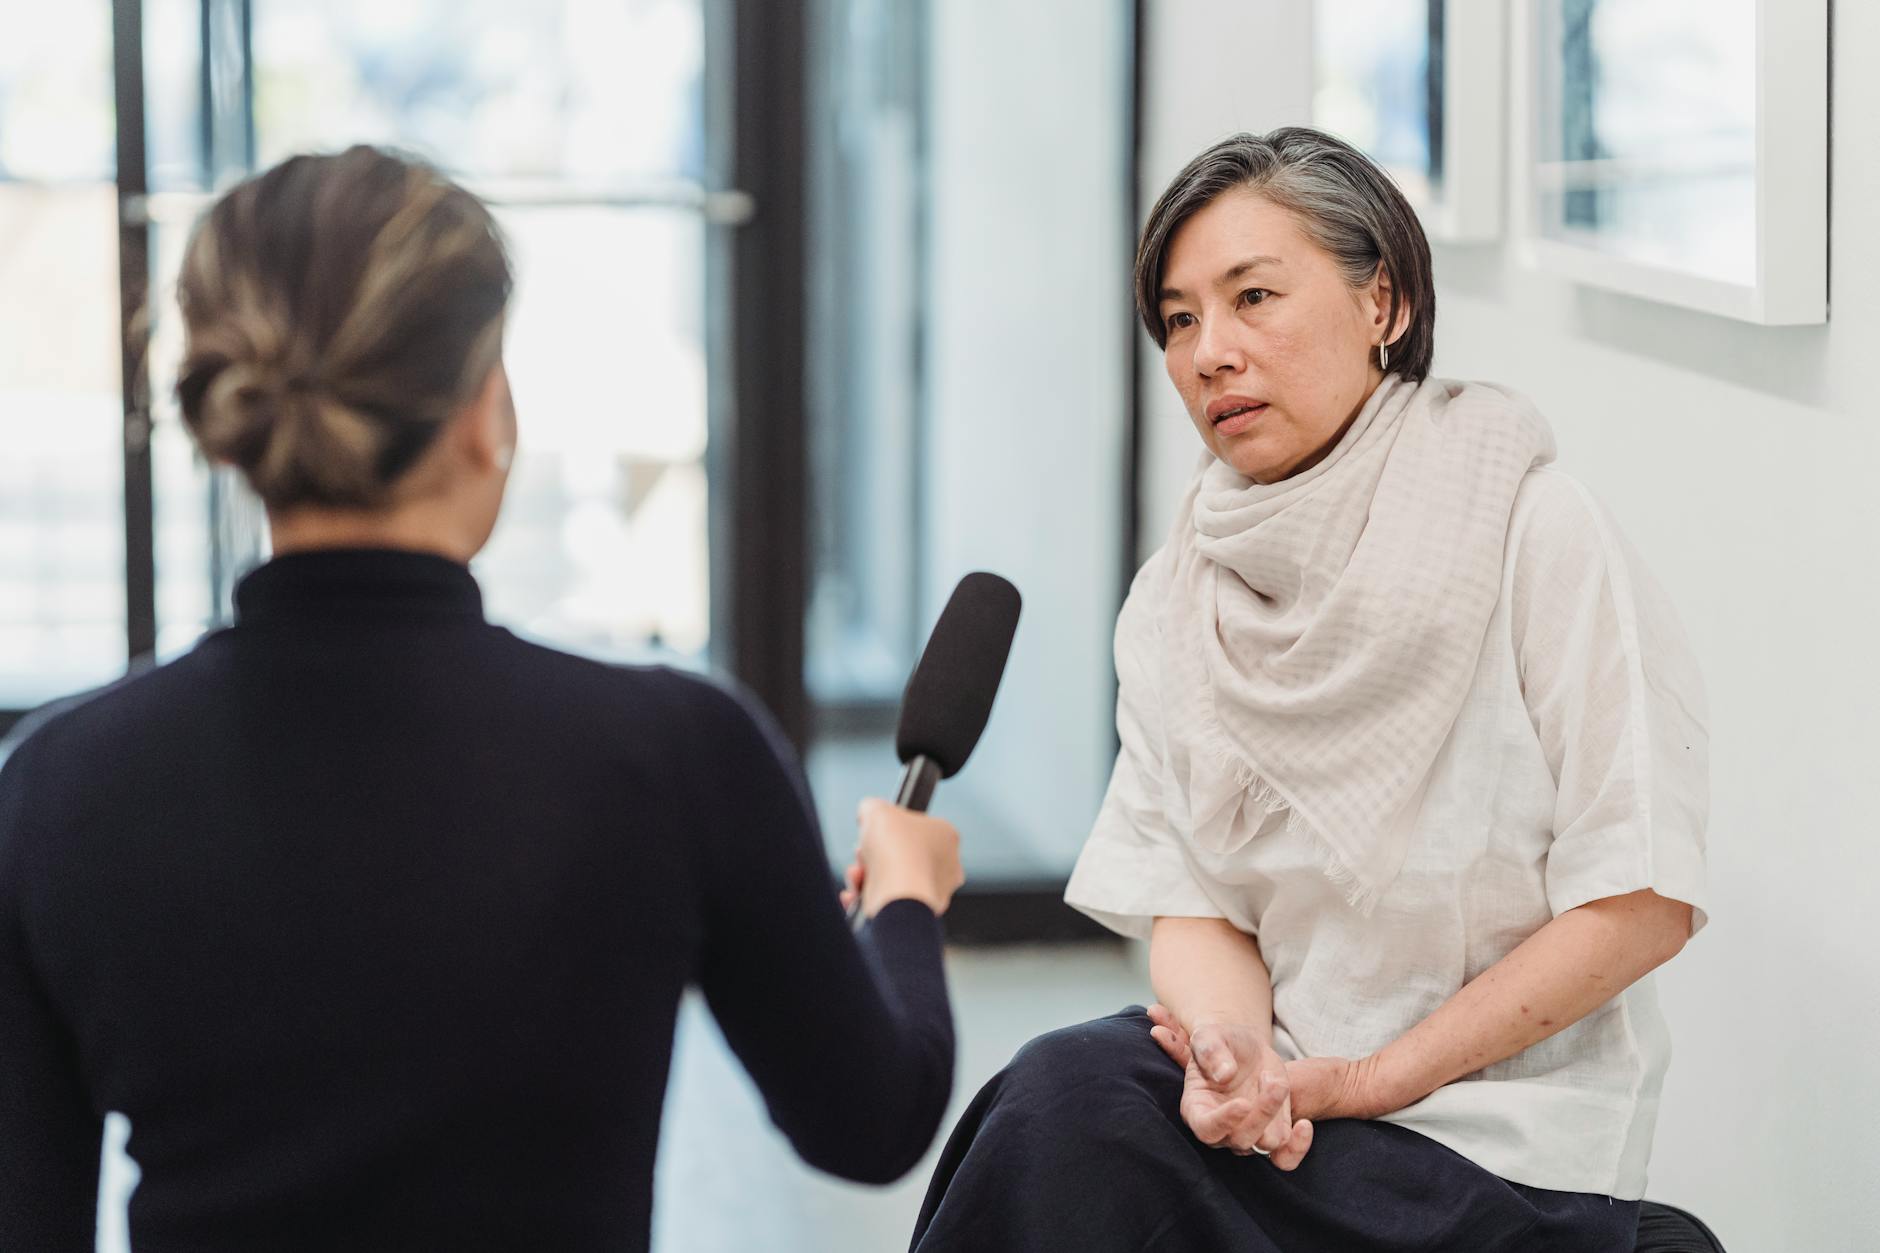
[1139,2,1878,1248]
[1137,0,1313,536]
[920,0,1133,875]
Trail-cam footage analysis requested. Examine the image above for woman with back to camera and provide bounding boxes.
[910,128,1709,1252]
[0,145,963,1252]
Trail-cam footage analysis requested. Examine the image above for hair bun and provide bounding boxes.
[175,146,511,511]
[187,355,386,506]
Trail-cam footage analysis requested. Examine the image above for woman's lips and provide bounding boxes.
[1211,403,1267,436]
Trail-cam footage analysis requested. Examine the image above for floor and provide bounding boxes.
[96,942,1147,1252]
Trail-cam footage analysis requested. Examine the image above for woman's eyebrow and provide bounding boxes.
[1218,255,1282,284]
[1159,255,1284,304]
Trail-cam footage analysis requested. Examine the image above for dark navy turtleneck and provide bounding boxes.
[0,548,952,1252]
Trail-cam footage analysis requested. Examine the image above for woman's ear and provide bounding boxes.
[455,362,515,473]
[1368,263,1412,347]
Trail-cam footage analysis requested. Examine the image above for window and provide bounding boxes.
[804,0,1135,888]
[0,3,126,710]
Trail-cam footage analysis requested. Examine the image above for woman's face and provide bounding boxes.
[1156,189,1398,484]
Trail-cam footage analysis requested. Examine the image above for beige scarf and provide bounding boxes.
[1145,375,1556,913]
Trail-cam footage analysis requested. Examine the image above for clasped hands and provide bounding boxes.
[1145,1004,1396,1170]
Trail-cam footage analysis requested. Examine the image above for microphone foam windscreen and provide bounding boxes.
[895,572,1022,777]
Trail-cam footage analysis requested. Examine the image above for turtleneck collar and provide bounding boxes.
[233,548,485,626]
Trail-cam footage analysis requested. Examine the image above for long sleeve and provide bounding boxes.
[0,738,103,1251]
[687,681,954,1184]
[0,551,949,1250]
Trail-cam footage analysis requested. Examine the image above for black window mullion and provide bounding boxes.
[114,0,158,664]
[708,0,811,751]
[240,0,256,170]
[1122,0,1146,601]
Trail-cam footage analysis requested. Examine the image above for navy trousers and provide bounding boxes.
[912,1007,1640,1253]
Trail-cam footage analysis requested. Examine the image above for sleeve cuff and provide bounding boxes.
[1546,832,1710,937]
[1064,833,1227,942]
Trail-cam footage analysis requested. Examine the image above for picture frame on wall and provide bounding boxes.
[1312,0,1505,242]
[1514,0,1828,325]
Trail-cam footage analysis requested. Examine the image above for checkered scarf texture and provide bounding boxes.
[1142,374,1557,913]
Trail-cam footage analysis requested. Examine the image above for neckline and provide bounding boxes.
[233,548,486,626]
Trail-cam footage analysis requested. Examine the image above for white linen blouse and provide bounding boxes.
[1065,466,1710,1200]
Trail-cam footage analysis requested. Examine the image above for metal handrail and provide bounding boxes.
[121,179,755,228]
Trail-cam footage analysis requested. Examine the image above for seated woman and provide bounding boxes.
[910,128,1708,1253]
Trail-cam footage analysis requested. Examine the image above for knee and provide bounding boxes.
[997,1008,1175,1110]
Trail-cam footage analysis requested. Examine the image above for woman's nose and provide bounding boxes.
[1192,316,1244,378]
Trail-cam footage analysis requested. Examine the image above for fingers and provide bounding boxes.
[838,859,865,910]
[1267,1119,1314,1171]
[1225,1073,1288,1155]
[1149,1024,1192,1070]
[1159,1015,1314,1168]
[1184,1064,1289,1152]
[1190,1026,1238,1086]
[1185,1095,1257,1147]
[1146,1005,1192,1068]
[1249,1070,1288,1138]
[854,798,965,915]
[1246,1091,1291,1156]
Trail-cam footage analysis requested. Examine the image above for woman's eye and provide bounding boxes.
[1239,288,1272,307]
[1165,311,1195,332]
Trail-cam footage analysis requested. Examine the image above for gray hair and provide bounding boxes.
[1134,127,1436,381]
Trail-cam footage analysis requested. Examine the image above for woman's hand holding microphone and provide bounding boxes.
[839,798,965,918]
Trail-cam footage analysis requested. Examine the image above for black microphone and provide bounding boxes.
[893,571,1023,811]
[847,572,1021,924]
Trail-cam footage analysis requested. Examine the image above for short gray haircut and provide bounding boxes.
[1134,127,1436,381]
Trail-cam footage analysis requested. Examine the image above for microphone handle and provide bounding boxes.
[847,755,944,929]
[895,754,942,812]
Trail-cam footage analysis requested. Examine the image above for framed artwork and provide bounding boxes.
[1313,0,1506,242]
[1515,0,1828,324]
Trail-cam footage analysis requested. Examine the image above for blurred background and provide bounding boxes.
[1,1,1874,1250]
[0,0,1131,912]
